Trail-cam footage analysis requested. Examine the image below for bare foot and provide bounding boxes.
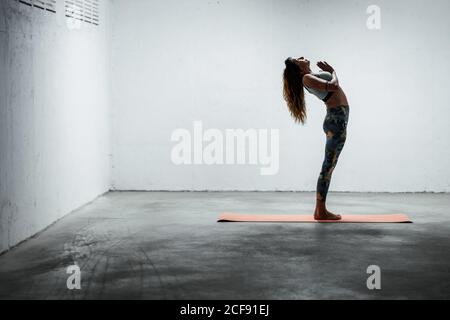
[314,209,342,221]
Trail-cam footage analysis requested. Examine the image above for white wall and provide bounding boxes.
[111,0,450,192]
[0,0,112,253]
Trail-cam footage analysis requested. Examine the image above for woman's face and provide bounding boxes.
[293,57,310,72]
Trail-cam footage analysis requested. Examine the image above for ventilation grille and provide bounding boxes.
[15,0,57,13]
[65,0,100,26]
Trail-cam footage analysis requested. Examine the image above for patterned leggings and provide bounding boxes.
[317,105,350,202]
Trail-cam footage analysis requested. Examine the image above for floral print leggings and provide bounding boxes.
[317,105,350,202]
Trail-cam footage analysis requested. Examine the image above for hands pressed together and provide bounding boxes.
[317,61,335,73]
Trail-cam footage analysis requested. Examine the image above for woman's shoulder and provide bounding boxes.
[303,72,328,88]
[303,72,332,82]
[314,71,333,81]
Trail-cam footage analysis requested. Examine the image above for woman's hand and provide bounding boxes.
[317,61,335,73]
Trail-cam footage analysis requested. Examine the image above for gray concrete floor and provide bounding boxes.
[0,192,449,300]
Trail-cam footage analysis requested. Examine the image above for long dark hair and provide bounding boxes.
[283,58,307,124]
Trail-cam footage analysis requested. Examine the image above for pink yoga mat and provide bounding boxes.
[218,213,412,223]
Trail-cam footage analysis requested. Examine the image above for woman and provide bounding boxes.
[283,57,350,221]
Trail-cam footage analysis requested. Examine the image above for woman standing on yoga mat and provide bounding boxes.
[283,57,349,221]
